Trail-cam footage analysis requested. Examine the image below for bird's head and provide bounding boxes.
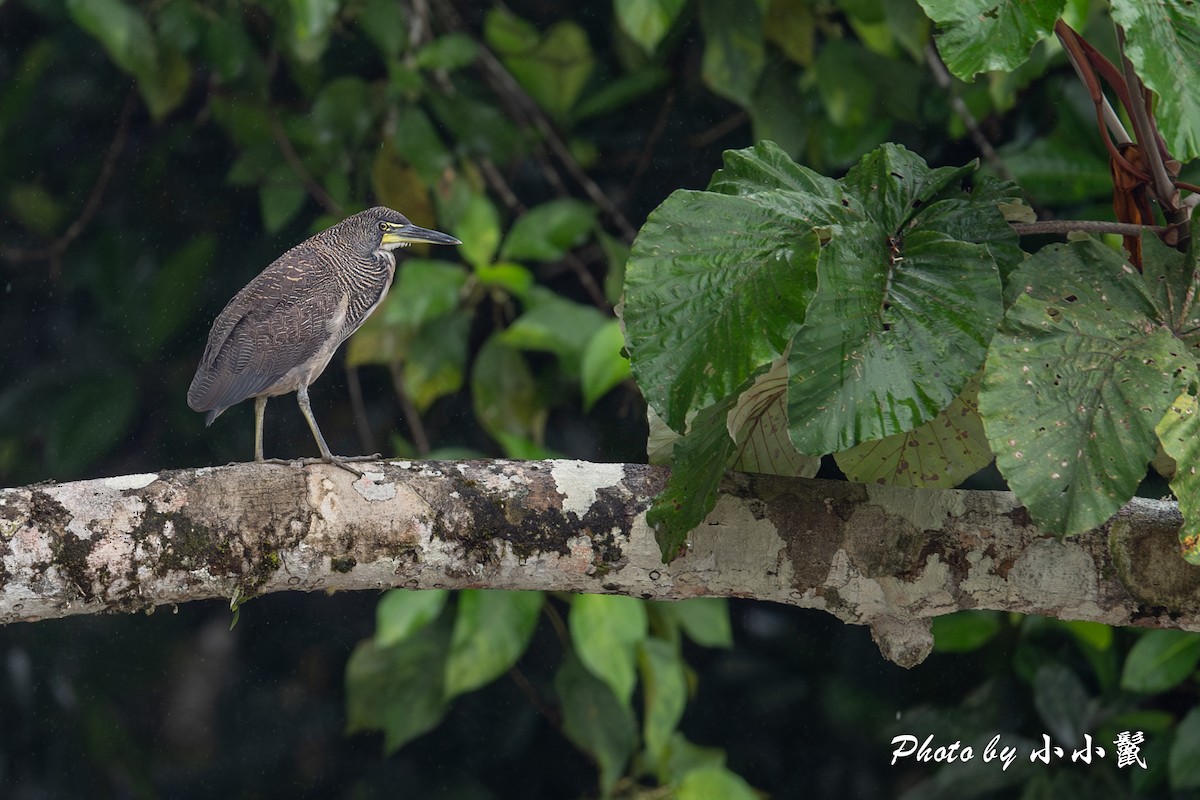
[354,206,461,254]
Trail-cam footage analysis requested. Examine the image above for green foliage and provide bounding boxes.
[346,591,740,797]
[445,590,543,698]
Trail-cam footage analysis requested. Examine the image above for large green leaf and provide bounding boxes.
[444,590,543,699]
[1110,0,1200,161]
[917,0,1064,79]
[624,160,826,431]
[1121,630,1200,693]
[1156,391,1200,564]
[787,146,1012,454]
[980,238,1194,535]
[555,654,637,798]
[570,594,649,705]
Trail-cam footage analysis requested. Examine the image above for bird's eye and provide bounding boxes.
[378,222,387,232]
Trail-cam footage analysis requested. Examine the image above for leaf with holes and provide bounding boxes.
[835,374,991,487]
[980,238,1194,535]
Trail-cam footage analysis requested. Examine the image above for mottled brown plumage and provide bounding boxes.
[188,206,459,466]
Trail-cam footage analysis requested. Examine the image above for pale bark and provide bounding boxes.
[2,459,1197,666]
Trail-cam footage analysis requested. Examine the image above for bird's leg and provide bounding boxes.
[254,395,268,462]
[294,384,374,477]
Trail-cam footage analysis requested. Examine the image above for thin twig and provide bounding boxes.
[1011,219,1167,237]
[924,44,1014,183]
[686,110,749,150]
[269,114,343,217]
[459,25,640,241]
[388,361,431,456]
[479,157,525,215]
[620,88,676,206]
[563,252,610,311]
[1,89,138,273]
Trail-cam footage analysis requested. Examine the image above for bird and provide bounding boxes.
[187,206,460,471]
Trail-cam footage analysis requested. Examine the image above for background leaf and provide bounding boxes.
[556,654,637,798]
[1121,630,1200,693]
[444,590,543,699]
[375,589,448,647]
[917,0,1064,79]
[570,594,649,704]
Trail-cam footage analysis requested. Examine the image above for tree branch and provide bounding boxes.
[2,461,1197,668]
[1011,219,1167,237]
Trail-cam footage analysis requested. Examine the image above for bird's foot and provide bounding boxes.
[331,453,383,463]
[255,455,383,478]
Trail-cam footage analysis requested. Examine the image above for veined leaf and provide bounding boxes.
[728,359,821,478]
[624,190,821,432]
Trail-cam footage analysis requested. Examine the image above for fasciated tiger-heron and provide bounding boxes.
[188,206,460,470]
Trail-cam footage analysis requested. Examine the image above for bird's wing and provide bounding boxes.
[187,254,340,414]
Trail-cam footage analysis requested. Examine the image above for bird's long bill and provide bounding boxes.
[382,224,461,246]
